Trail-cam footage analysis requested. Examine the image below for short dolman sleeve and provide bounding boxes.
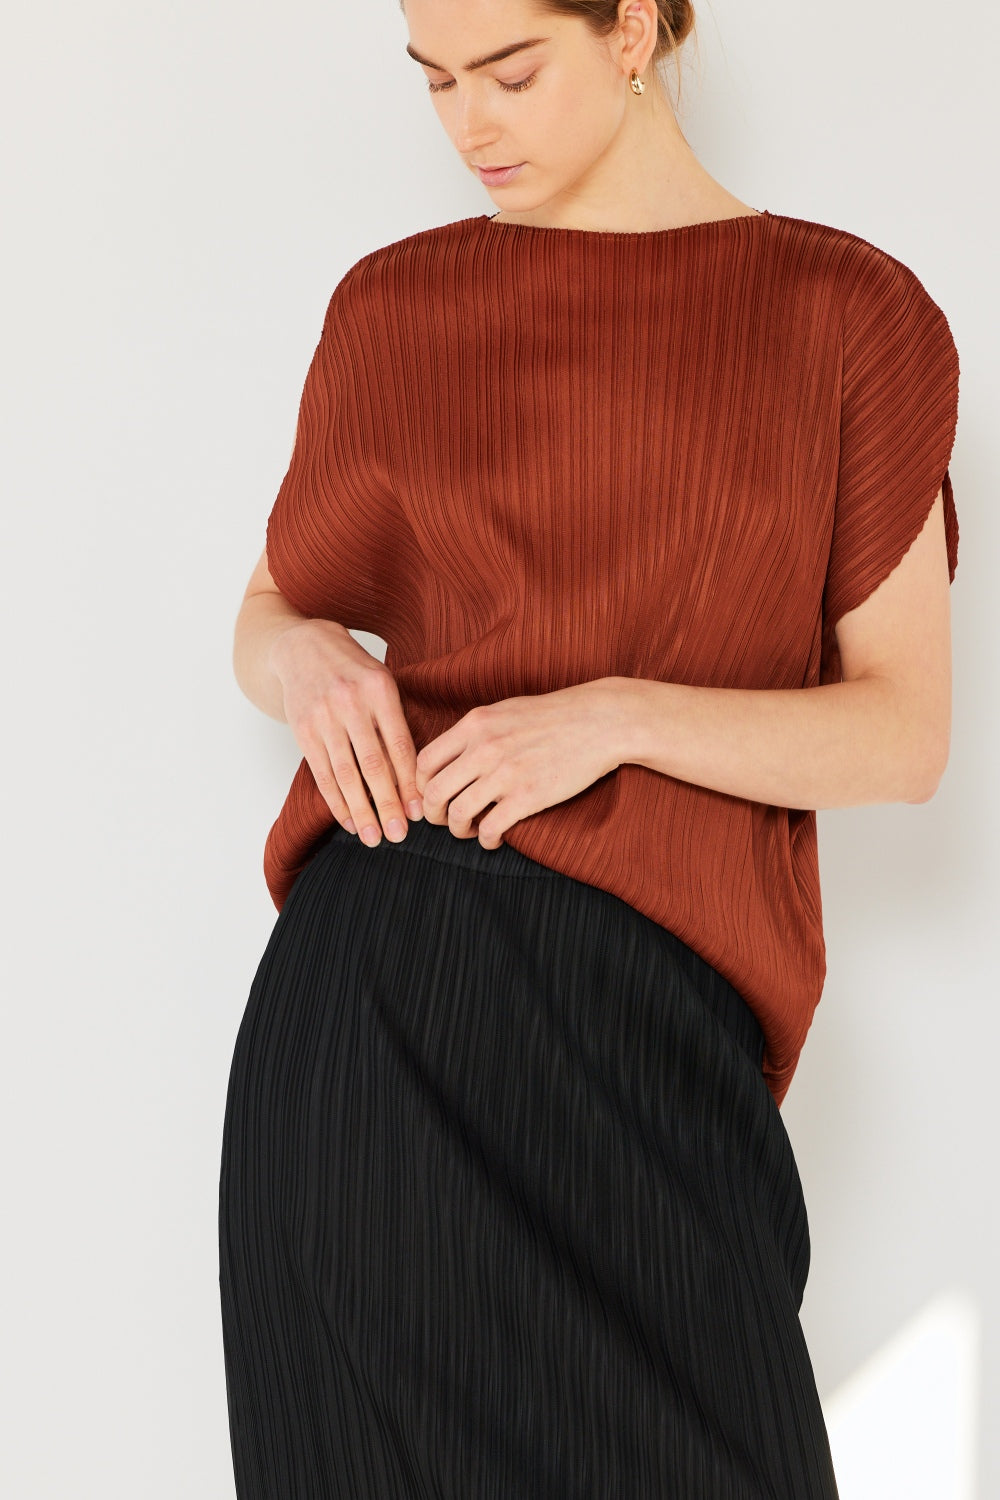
[264,268,400,633]
[821,248,960,684]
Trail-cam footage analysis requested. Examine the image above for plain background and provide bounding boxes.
[1,0,995,1494]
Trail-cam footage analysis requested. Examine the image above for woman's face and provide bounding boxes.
[403,0,637,211]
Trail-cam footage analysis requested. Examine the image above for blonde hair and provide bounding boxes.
[398,1,697,109]
[533,0,695,107]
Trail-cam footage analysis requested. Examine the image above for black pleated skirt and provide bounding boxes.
[218,815,840,1499]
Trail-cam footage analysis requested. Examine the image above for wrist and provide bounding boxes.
[266,617,319,680]
[588,675,646,771]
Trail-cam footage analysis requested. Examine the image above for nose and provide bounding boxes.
[449,92,501,157]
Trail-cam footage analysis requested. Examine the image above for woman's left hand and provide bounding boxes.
[413,679,624,848]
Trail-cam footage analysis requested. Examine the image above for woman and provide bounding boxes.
[218,0,960,1495]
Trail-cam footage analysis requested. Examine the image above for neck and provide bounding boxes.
[494,82,755,235]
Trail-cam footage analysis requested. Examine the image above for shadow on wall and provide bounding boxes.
[823,1288,981,1499]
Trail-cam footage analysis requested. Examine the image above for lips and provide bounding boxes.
[476,163,524,185]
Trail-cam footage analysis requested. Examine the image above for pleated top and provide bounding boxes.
[261,208,960,1107]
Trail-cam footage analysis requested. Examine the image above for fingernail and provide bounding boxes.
[407,800,423,820]
[362,825,380,846]
[387,818,406,841]
[343,818,357,834]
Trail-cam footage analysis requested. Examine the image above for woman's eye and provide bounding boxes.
[427,73,537,95]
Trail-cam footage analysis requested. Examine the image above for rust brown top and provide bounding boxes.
[262,209,960,1107]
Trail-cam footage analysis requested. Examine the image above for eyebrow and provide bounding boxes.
[405,37,551,73]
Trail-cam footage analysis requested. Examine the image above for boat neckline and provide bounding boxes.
[480,208,771,240]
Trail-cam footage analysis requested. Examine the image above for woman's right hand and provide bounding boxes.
[268,619,423,846]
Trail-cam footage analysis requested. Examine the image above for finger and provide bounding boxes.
[443,771,501,840]
[298,732,356,831]
[297,716,381,839]
[475,802,507,850]
[414,714,472,791]
[369,677,424,821]
[337,714,416,844]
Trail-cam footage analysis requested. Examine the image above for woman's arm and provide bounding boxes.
[233,546,354,723]
[609,490,952,811]
[234,545,426,839]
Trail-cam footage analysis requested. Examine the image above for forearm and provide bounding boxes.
[606,675,948,810]
[233,591,350,722]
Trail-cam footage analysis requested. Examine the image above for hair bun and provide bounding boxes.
[663,0,696,50]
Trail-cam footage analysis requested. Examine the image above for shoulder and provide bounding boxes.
[314,219,481,357]
[323,217,481,314]
[762,210,952,335]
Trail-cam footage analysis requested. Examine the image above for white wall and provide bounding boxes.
[1,1,994,1495]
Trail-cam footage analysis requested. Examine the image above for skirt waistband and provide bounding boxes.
[314,816,765,1070]
[321,815,563,879]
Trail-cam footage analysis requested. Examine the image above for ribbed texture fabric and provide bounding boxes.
[262,209,960,1107]
[219,816,841,1497]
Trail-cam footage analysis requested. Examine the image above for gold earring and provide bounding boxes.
[629,68,645,96]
